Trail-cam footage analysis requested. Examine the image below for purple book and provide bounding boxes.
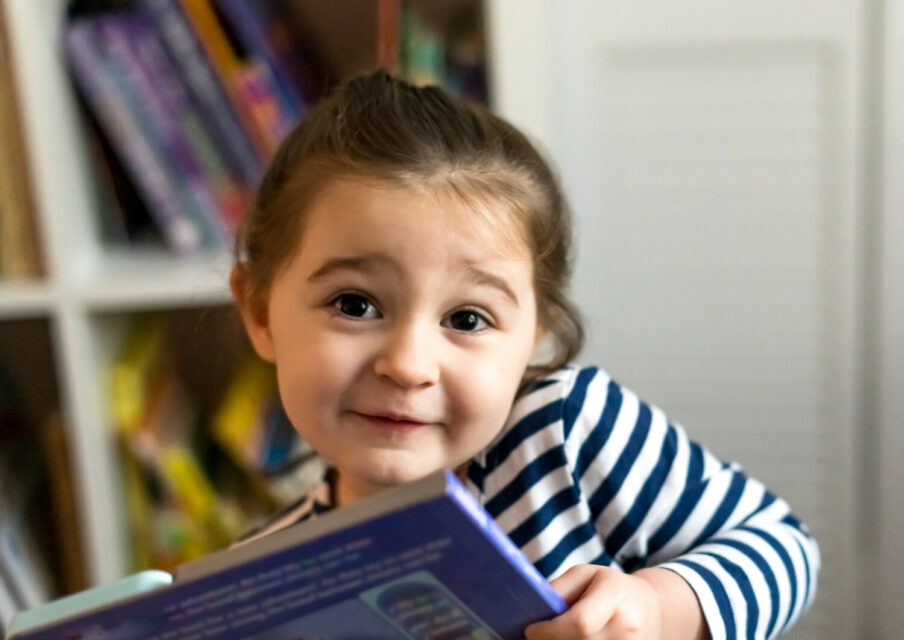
[96,9,254,242]
[65,18,203,254]
[139,0,263,184]
[215,0,307,135]
[96,10,232,247]
[8,470,566,640]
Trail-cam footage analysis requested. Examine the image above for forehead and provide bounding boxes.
[300,177,532,262]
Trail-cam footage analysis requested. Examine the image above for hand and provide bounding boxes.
[523,564,662,640]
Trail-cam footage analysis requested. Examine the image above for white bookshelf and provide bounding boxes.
[2,0,237,586]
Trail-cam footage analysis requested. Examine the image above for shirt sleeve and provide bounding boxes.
[562,367,819,640]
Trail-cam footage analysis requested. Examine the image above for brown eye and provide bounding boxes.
[334,294,378,319]
[446,310,488,332]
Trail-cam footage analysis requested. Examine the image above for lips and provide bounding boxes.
[354,411,432,431]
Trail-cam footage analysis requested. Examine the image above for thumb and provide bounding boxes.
[548,564,600,605]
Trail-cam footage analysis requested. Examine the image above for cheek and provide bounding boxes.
[272,336,355,433]
[449,342,532,429]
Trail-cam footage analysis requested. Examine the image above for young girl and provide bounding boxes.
[230,70,818,640]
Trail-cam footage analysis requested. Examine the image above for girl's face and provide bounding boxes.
[238,178,541,505]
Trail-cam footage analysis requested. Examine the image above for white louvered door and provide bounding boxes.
[488,2,863,638]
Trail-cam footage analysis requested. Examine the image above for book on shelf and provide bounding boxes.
[177,0,301,160]
[0,0,43,280]
[63,0,316,254]
[7,469,566,640]
[138,0,264,187]
[65,13,210,254]
[106,317,313,572]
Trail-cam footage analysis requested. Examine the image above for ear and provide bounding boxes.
[230,264,276,362]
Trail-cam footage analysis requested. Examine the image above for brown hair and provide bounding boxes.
[234,70,583,380]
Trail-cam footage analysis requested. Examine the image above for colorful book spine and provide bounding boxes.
[64,19,203,254]
[96,11,229,248]
[215,0,306,130]
[177,0,273,159]
[139,0,263,185]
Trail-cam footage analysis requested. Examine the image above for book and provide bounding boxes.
[214,0,308,127]
[178,0,275,159]
[64,15,206,254]
[138,0,264,186]
[7,469,566,640]
[95,9,248,242]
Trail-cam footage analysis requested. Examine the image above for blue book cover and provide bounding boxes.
[7,470,566,640]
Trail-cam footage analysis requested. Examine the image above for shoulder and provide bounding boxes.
[472,365,619,476]
[508,364,622,434]
[234,467,336,546]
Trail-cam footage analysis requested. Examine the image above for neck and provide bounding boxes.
[333,463,472,507]
[333,471,386,507]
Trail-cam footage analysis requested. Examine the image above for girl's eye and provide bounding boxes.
[446,309,489,332]
[333,293,379,319]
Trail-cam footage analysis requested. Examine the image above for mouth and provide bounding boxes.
[353,411,432,432]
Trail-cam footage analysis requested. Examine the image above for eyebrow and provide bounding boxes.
[306,255,394,282]
[462,265,520,306]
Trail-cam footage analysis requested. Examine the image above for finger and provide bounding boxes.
[547,564,601,605]
[526,568,623,639]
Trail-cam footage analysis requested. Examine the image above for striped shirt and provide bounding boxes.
[244,365,819,640]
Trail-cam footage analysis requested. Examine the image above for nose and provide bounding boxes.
[373,319,440,388]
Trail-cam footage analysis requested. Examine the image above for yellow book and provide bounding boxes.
[212,353,276,471]
[177,0,271,160]
[107,316,166,435]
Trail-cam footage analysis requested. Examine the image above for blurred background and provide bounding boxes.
[0,1,899,638]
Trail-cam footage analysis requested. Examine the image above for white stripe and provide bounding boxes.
[721,527,794,636]
[723,469,767,529]
[655,461,736,560]
[561,367,611,452]
[661,561,730,640]
[518,497,592,572]
[551,530,611,579]
[693,539,775,640]
[680,551,748,640]
[596,401,669,542]
[575,384,641,498]
[612,406,692,563]
[493,461,572,535]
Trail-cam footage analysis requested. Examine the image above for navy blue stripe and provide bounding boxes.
[672,559,734,640]
[483,399,563,475]
[755,490,776,515]
[691,471,747,548]
[508,485,580,547]
[606,423,679,557]
[562,367,597,441]
[648,441,706,555]
[780,512,805,533]
[573,380,623,480]
[534,520,598,578]
[740,526,797,634]
[466,461,485,492]
[525,378,558,393]
[590,549,616,567]
[716,538,781,638]
[484,445,568,517]
[587,402,653,519]
[702,551,759,640]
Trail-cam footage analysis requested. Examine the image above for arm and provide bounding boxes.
[551,368,819,640]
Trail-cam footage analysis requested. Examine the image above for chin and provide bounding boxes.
[359,454,442,487]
